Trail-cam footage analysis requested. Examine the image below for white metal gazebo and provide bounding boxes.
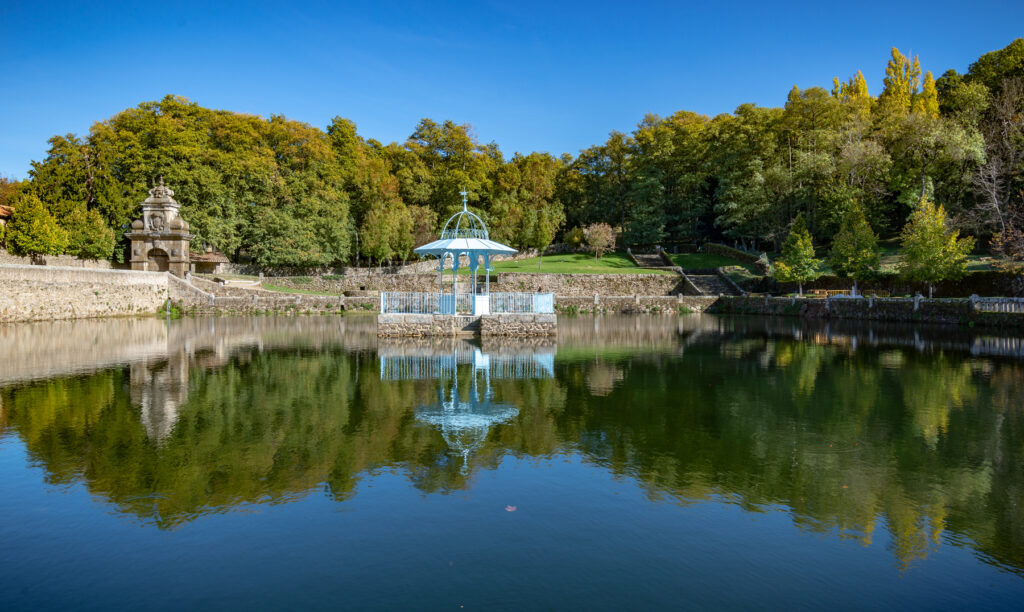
[379,191,554,316]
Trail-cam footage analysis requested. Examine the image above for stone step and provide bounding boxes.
[633,254,665,268]
[687,274,739,296]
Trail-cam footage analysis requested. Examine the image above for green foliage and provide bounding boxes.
[899,196,975,291]
[829,205,881,280]
[18,39,1024,269]
[6,193,69,256]
[774,213,822,292]
[622,171,666,246]
[966,38,1024,94]
[65,206,116,260]
[564,226,585,248]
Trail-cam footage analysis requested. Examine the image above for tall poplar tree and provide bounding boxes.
[917,71,940,118]
[881,48,921,113]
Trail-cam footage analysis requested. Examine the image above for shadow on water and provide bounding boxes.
[1,314,1023,576]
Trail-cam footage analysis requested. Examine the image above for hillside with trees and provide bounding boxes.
[3,39,1022,270]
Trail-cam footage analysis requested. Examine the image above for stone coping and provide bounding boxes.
[0,263,167,279]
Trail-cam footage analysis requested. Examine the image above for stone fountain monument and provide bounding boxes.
[125,178,193,276]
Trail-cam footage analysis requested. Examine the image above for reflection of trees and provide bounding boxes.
[1,325,1022,576]
[555,341,1024,574]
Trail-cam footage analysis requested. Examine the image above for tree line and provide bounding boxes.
[0,39,1021,269]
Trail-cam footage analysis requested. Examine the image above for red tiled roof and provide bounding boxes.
[190,251,230,263]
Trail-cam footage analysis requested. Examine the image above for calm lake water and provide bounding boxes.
[1,314,1022,610]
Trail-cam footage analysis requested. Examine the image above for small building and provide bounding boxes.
[0,204,13,229]
[190,248,230,274]
[125,179,193,276]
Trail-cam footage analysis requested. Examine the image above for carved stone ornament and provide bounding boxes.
[149,213,165,232]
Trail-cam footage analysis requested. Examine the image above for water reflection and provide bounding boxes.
[0,314,1022,578]
[380,338,553,473]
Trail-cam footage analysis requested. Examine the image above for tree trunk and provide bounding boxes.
[929,283,934,299]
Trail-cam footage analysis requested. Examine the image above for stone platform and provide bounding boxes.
[376,313,556,337]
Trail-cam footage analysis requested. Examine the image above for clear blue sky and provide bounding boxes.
[2,0,1022,178]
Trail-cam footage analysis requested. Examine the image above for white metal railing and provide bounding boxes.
[490,292,554,314]
[380,292,440,314]
[972,296,1024,313]
[380,292,554,314]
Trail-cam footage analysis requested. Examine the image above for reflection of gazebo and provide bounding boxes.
[379,340,554,473]
[412,191,517,315]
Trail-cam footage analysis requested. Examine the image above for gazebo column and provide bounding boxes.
[437,255,445,313]
[484,254,491,295]
[451,255,460,313]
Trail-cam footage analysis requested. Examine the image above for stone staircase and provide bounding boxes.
[687,274,738,296]
[632,253,666,268]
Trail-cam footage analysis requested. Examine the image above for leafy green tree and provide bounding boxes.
[899,196,975,297]
[622,171,666,246]
[66,206,116,260]
[829,204,880,281]
[6,193,69,257]
[965,38,1024,94]
[774,213,822,295]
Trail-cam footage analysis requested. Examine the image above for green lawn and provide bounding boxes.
[458,252,671,274]
[667,253,755,271]
[261,283,340,296]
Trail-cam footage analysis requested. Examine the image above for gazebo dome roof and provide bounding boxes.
[413,191,517,259]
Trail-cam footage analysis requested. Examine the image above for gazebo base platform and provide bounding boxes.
[377,313,557,337]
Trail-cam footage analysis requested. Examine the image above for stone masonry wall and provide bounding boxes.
[269,272,682,297]
[479,314,557,336]
[376,314,481,336]
[0,248,118,269]
[0,265,168,323]
[377,313,557,337]
[555,295,717,314]
[709,295,1024,328]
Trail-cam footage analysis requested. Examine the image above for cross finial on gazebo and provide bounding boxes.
[459,189,468,211]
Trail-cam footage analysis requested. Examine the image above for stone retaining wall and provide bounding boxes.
[0,264,168,322]
[709,295,1024,328]
[377,314,480,336]
[270,272,681,297]
[479,314,557,336]
[555,295,716,314]
[0,249,118,269]
[377,313,557,337]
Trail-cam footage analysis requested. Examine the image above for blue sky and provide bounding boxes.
[2,0,1022,178]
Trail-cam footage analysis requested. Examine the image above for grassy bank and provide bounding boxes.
[459,253,671,274]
